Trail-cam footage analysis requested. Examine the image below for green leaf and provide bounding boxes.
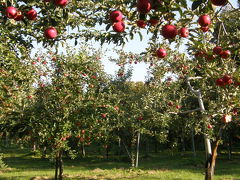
[105,24,111,31]
[192,0,204,11]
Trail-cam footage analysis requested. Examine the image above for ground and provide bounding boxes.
[0,146,240,180]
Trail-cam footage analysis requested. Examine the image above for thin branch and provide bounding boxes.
[186,77,200,95]
[221,22,228,36]
[228,1,236,9]
[217,23,222,45]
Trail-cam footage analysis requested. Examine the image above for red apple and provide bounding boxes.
[112,21,125,32]
[220,50,231,59]
[31,61,36,65]
[206,55,214,61]
[5,6,17,19]
[222,75,233,85]
[101,113,107,118]
[44,27,58,39]
[178,27,189,38]
[176,105,181,109]
[76,122,81,126]
[200,26,209,32]
[215,78,226,86]
[149,18,159,26]
[26,9,37,20]
[110,10,123,22]
[14,10,23,21]
[114,106,119,111]
[136,20,147,28]
[137,0,151,14]
[198,14,211,27]
[118,72,124,77]
[161,24,178,39]
[211,0,228,6]
[168,102,173,106]
[156,48,167,58]
[207,124,212,129]
[222,114,232,123]
[233,109,238,116]
[81,130,85,134]
[213,46,222,55]
[137,116,143,120]
[54,0,68,6]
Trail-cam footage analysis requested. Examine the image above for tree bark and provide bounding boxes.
[135,132,141,168]
[205,127,225,180]
[33,141,37,152]
[191,129,196,158]
[81,144,85,158]
[55,152,59,180]
[59,150,63,180]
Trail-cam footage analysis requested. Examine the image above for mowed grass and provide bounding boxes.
[0,147,240,180]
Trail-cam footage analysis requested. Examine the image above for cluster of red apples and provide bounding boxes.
[216,74,240,87]
[109,10,125,32]
[4,0,68,39]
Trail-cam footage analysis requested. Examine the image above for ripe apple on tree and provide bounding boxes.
[54,0,68,6]
[14,10,23,21]
[178,27,189,38]
[161,24,178,39]
[211,0,228,6]
[222,114,232,123]
[26,9,37,20]
[213,46,222,55]
[156,48,167,58]
[5,6,17,19]
[220,50,231,59]
[136,20,147,28]
[137,0,151,14]
[198,14,211,27]
[44,27,58,39]
[112,21,125,32]
[110,10,123,22]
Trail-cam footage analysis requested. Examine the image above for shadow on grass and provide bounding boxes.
[1,148,240,179]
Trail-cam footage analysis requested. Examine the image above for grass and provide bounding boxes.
[0,146,240,180]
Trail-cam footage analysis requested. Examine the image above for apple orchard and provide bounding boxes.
[0,0,239,180]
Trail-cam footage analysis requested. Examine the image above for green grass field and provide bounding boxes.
[0,147,240,180]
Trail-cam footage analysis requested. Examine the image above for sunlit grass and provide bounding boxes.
[0,147,240,180]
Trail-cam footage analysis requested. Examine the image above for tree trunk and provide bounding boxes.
[154,138,158,153]
[191,129,196,158]
[122,139,132,161]
[135,132,141,168]
[41,146,47,159]
[181,136,186,152]
[228,136,232,160]
[205,140,220,180]
[55,152,59,180]
[59,150,63,180]
[81,144,85,158]
[118,138,121,160]
[33,141,37,152]
[145,138,149,156]
[205,127,224,180]
[105,145,109,159]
